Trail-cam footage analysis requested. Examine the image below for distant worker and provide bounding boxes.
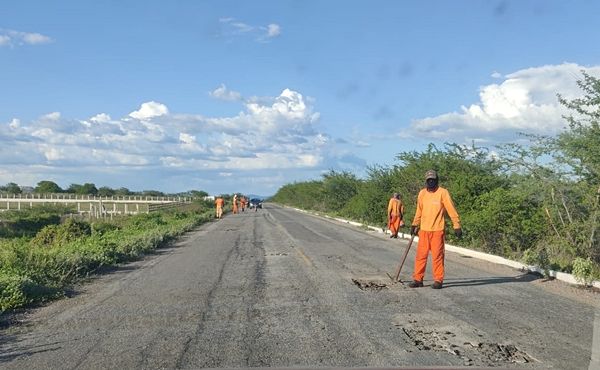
[215,197,224,219]
[409,170,462,289]
[387,192,404,238]
[232,194,239,214]
[240,196,247,212]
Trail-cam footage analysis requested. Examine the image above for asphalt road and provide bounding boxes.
[1,204,599,369]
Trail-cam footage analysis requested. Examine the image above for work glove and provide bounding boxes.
[410,225,419,236]
[454,228,463,238]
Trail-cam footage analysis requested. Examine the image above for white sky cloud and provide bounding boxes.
[219,18,281,42]
[0,29,52,47]
[129,101,169,120]
[42,112,61,121]
[90,113,111,123]
[0,88,361,192]
[21,32,52,44]
[209,84,242,101]
[266,24,281,38]
[408,63,600,142]
[8,119,20,129]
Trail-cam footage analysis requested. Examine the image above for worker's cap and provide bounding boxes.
[393,192,399,197]
[425,170,438,180]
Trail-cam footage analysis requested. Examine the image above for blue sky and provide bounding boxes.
[1,1,600,195]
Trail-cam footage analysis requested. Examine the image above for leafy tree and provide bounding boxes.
[499,72,600,269]
[271,181,325,211]
[114,187,131,196]
[97,186,115,197]
[190,190,209,198]
[555,72,600,265]
[80,183,98,195]
[342,165,397,225]
[142,190,165,197]
[321,170,360,212]
[34,181,63,194]
[67,184,82,194]
[67,183,98,195]
[1,182,22,194]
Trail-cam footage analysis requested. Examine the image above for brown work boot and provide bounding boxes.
[432,281,443,289]
[408,280,423,288]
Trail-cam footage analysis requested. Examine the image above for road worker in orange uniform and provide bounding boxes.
[215,197,224,219]
[387,193,405,238]
[240,197,247,212]
[232,194,239,214]
[409,170,462,289]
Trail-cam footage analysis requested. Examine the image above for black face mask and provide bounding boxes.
[426,178,438,190]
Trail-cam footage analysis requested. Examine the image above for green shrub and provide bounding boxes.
[572,257,595,286]
[30,219,91,248]
[91,221,120,236]
[0,273,31,311]
[0,208,64,238]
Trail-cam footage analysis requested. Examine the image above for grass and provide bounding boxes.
[0,204,214,313]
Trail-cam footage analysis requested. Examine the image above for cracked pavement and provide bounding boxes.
[1,204,598,369]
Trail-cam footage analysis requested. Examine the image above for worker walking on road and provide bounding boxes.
[215,197,224,219]
[232,194,239,214]
[387,192,404,238]
[409,170,462,289]
[240,196,247,212]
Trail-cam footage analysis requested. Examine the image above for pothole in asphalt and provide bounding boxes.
[401,327,534,366]
[471,342,533,364]
[352,278,388,291]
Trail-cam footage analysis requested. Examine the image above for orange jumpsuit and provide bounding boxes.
[387,197,404,236]
[240,197,247,212]
[232,196,239,214]
[411,187,460,283]
[215,198,224,219]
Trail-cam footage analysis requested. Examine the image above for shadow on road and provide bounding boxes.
[442,273,541,288]
[0,333,65,363]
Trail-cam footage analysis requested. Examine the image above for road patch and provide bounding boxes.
[351,277,388,291]
[393,311,537,367]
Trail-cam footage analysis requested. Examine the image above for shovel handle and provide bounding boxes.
[393,234,416,282]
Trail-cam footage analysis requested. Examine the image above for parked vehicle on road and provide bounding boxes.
[249,198,262,209]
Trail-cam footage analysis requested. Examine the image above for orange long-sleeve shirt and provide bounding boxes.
[387,198,404,217]
[412,187,460,232]
[215,198,224,207]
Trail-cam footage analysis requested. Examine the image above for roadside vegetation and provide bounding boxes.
[0,199,216,313]
[271,73,600,284]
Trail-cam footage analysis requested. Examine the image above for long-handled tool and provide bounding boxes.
[386,233,416,284]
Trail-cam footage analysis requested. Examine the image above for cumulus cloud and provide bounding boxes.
[90,113,111,123]
[409,63,600,142]
[266,24,281,38]
[0,29,53,47]
[42,112,61,121]
[209,84,242,101]
[0,88,363,193]
[219,18,281,42]
[129,101,169,120]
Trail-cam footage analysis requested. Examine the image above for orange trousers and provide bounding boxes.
[413,230,445,283]
[232,204,238,214]
[388,215,401,236]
